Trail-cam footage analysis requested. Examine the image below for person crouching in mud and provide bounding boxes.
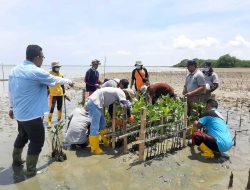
[192,99,233,159]
[64,107,90,149]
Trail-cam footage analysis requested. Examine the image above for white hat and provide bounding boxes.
[134,61,143,66]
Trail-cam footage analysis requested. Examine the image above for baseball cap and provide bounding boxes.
[186,60,197,66]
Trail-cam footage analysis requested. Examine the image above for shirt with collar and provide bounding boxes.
[9,60,70,121]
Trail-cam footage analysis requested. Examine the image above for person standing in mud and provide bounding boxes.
[84,59,102,97]
[130,61,149,92]
[8,45,74,176]
[47,61,66,127]
[202,61,219,101]
[183,60,206,116]
[192,99,233,159]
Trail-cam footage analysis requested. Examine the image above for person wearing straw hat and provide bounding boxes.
[47,61,66,127]
[130,61,149,91]
[84,59,102,96]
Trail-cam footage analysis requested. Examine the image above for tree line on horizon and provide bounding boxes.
[173,54,250,68]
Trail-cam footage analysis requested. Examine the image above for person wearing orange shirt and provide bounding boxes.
[130,61,149,91]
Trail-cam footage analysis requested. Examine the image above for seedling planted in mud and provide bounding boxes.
[51,121,67,162]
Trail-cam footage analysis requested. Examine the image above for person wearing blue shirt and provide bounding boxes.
[192,99,233,159]
[8,45,74,176]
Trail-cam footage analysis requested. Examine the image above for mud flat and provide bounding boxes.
[0,68,249,190]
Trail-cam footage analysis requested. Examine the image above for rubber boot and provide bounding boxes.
[48,113,53,127]
[89,136,103,154]
[57,110,62,122]
[99,128,110,147]
[12,148,25,166]
[199,143,214,159]
[26,154,39,177]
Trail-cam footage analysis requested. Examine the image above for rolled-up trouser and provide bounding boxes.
[14,117,45,155]
[86,100,106,136]
[192,131,220,152]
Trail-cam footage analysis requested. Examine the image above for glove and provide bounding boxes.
[115,119,123,126]
[128,115,134,123]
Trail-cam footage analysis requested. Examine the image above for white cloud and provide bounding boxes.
[228,36,250,48]
[116,50,132,55]
[173,35,219,49]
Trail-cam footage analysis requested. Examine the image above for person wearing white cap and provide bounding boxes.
[84,59,102,96]
[202,61,219,101]
[130,61,149,91]
[47,61,65,127]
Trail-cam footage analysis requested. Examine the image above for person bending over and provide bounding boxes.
[145,82,175,104]
[85,87,132,154]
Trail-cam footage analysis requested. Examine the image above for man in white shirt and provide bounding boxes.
[85,87,132,154]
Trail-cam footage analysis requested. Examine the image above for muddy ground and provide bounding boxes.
[0,68,249,190]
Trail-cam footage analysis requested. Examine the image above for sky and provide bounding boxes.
[1,0,250,66]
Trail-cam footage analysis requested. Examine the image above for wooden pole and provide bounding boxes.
[246,169,250,190]
[112,103,117,149]
[1,63,4,81]
[82,89,86,106]
[160,113,164,135]
[183,97,188,147]
[104,56,106,79]
[139,107,146,161]
[122,105,128,154]
[228,171,233,188]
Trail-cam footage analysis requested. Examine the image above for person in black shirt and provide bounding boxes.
[84,59,102,96]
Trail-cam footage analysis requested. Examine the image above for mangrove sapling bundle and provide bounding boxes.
[51,121,67,162]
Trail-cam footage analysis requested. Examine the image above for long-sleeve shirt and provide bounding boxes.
[84,68,100,92]
[9,60,71,121]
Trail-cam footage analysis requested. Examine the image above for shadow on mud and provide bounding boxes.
[0,160,53,185]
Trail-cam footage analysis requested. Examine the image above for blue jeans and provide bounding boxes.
[86,100,106,136]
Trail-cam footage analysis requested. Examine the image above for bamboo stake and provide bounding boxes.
[139,107,146,161]
[1,63,4,81]
[246,169,250,190]
[160,115,164,154]
[226,110,229,124]
[228,171,233,188]
[183,97,188,147]
[82,89,86,105]
[112,103,117,149]
[122,106,128,154]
